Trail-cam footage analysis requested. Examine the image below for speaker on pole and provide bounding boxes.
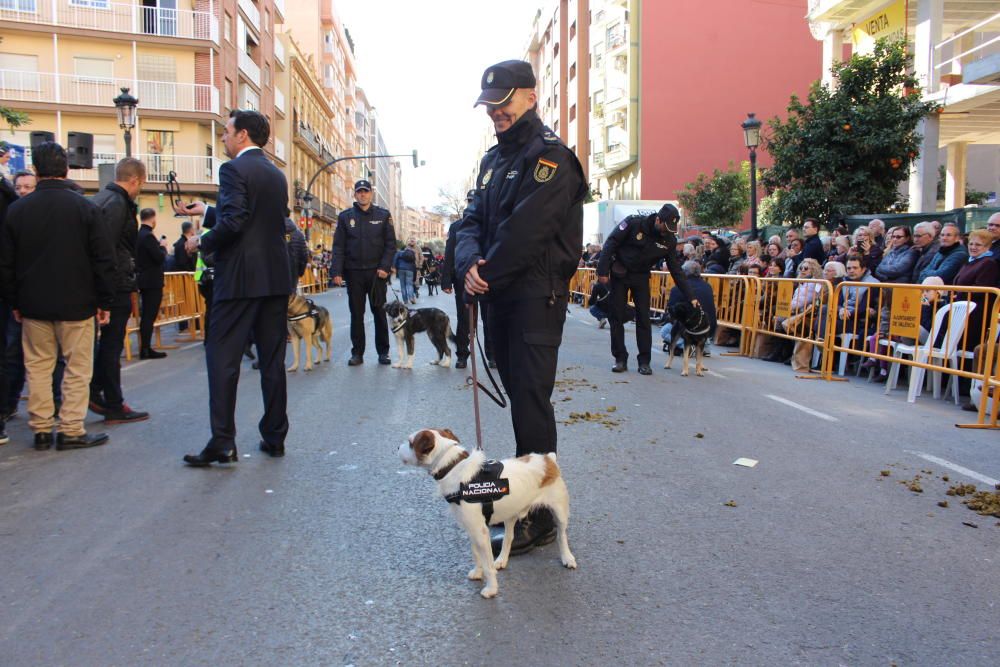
[29,131,55,149]
[67,132,94,169]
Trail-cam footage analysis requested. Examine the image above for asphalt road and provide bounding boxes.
[1,285,998,666]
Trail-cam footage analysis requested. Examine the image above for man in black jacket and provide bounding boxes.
[331,179,396,366]
[89,158,150,424]
[0,142,115,451]
[597,203,695,375]
[173,221,196,271]
[801,218,827,265]
[457,60,588,557]
[175,110,292,466]
[135,208,167,359]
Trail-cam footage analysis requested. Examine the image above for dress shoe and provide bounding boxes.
[259,440,285,457]
[491,508,556,558]
[637,364,653,375]
[139,348,168,359]
[378,355,392,365]
[348,355,364,366]
[455,358,467,369]
[103,406,150,425]
[612,360,628,373]
[56,432,109,450]
[88,396,108,416]
[0,422,7,445]
[33,432,53,450]
[183,445,238,467]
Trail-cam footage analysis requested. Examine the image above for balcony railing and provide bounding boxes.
[296,122,323,157]
[0,0,218,43]
[64,153,221,185]
[274,138,286,162]
[238,0,260,32]
[238,50,261,88]
[274,38,286,67]
[239,84,260,111]
[274,87,285,114]
[0,70,219,114]
[933,11,1000,87]
[273,0,285,19]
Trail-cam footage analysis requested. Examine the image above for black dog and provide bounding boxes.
[384,300,453,369]
[664,302,711,377]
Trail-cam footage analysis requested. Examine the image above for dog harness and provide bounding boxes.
[686,307,711,337]
[391,309,412,334]
[443,459,510,525]
[287,299,321,325]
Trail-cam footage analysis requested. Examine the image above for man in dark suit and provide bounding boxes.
[135,208,167,359]
[175,110,292,466]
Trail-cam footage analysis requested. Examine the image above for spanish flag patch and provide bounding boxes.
[533,158,558,183]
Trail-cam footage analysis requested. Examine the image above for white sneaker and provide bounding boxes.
[598,318,607,329]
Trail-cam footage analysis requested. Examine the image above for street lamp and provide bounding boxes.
[742,112,762,241]
[113,87,139,158]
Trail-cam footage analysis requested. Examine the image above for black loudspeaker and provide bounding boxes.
[29,131,55,149]
[67,132,93,169]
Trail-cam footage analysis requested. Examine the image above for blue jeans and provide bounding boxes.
[398,269,414,302]
[660,322,683,349]
[589,305,608,321]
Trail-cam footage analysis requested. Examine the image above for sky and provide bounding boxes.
[336,0,545,210]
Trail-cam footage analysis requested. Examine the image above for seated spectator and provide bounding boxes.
[874,226,917,285]
[829,236,851,264]
[868,218,887,248]
[784,238,804,277]
[661,260,717,355]
[765,258,783,277]
[954,229,999,350]
[918,222,967,284]
[910,221,939,283]
[851,226,883,272]
[703,235,729,274]
[765,241,785,263]
[589,280,634,328]
[823,261,846,287]
[746,263,762,278]
[744,240,765,271]
[727,238,747,274]
[818,256,879,340]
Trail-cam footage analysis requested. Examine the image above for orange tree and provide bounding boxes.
[761,39,937,226]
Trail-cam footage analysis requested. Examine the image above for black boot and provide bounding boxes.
[183,444,238,467]
[491,508,556,558]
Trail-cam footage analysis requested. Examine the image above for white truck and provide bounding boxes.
[582,199,680,245]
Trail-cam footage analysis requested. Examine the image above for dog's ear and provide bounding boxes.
[436,428,460,443]
[411,429,437,460]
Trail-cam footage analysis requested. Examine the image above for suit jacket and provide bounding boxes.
[201,148,291,301]
[135,223,166,289]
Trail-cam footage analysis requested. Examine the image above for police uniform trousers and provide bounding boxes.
[486,295,566,456]
[609,272,653,366]
[205,294,288,451]
[346,268,389,357]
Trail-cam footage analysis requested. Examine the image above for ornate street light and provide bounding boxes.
[113,87,139,158]
[741,112,762,241]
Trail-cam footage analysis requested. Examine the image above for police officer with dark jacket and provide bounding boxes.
[597,204,695,375]
[456,60,587,557]
[331,180,396,365]
[89,158,150,424]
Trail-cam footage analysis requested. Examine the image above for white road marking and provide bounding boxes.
[907,451,999,487]
[765,394,839,422]
[705,369,727,379]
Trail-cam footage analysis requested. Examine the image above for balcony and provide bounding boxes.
[295,121,323,158]
[604,144,632,171]
[0,0,218,43]
[239,83,259,111]
[0,70,219,114]
[273,38,285,68]
[273,0,285,21]
[274,87,285,114]
[67,153,221,185]
[238,50,261,88]
[274,138,286,162]
[238,0,260,33]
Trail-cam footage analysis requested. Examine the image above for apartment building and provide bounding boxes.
[523,0,819,216]
[0,0,285,240]
[398,206,447,245]
[806,0,1000,212]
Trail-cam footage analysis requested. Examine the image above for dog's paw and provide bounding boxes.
[696,370,704,377]
[493,556,508,571]
[467,567,483,581]
[286,367,297,373]
[480,584,498,599]
[663,363,672,370]
[680,370,689,377]
[562,553,578,569]
[304,366,313,372]
[391,363,401,369]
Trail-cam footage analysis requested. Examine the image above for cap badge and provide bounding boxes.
[533,158,558,183]
[487,71,495,84]
[481,168,493,187]
[636,232,643,241]
[349,218,356,228]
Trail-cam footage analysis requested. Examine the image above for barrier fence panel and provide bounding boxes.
[298,267,330,295]
[124,272,205,360]
[704,274,759,357]
[569,267,597,304]
[753,277,835,377]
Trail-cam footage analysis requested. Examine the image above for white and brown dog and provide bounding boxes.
[398,428,576,599]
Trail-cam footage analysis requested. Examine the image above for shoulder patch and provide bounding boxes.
[618,222,628,231]
[533,158,558,183]
[541,131,560,145]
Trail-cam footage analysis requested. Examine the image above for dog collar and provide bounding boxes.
[432,449,469,480]
[391,310,413,334]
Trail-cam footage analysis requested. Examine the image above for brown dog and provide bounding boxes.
[287,293,332,371]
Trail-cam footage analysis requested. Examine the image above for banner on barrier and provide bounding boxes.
[775,282,794,319]
[889,287,922,339]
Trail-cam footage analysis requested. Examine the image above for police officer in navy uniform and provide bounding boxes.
[596,203,696,375]
[331,180,396,366]
[456,60,587,557]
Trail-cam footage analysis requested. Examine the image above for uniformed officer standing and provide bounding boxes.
[331,180,396,366]
[456,60,587,556]
[596,203,696,375]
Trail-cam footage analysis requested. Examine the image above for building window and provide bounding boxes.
[2,0,37,9]
[570,62,576,81]
[145,130,175,179]
[224,12,232,42]
[570,21,576,40]
[570,104,576,121]
[70,0,108,8]
[224,78,232,109]
[73,56,114,82]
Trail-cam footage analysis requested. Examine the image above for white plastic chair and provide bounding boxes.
[883,301,975,403]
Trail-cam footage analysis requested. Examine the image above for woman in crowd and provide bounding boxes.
[873,226,917,285]
[823,260,846,288]
[828,236,851,265]
[783,258,825,371]
[727,237,747,274]
[953,229,999,350]
[766,241,784,264]
[852,226,883,272]
[766,258,784,278]
[783,238,804,277]
[704,235,729,274]
[744,240,765,271]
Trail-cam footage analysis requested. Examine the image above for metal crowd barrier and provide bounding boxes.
[299,266,329,295]
[568,267,1000,428]
[124,272,205,360]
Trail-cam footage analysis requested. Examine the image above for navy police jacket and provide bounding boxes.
[597,213,693,300]
[455,110,587,301]
[331,202,396,276]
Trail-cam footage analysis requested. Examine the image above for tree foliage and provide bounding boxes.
[761,39,937,225]
[676,161,750,228]
[1,107,29,131]
[433,184,468,220]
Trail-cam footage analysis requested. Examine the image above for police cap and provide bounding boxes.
[474,60,536,108]
[658,203,680,223]
[465,189,475,202]
[354,179,372,192]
